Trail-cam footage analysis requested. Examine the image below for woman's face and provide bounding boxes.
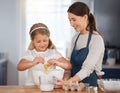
[32,34,49,52]
[68,12,88,32]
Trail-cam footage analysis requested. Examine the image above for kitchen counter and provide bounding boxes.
[102,64,120,69]
[0,85,106,93]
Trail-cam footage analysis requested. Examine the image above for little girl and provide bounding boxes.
[17,23,72,85]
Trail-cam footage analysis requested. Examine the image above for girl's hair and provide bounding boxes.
[28,23,55,50]
[67,2,97,33]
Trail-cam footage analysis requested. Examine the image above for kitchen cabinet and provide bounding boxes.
[102,65,120,79]
[94,0,120,47]
[0,53,7,85]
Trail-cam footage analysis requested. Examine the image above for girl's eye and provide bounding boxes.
[43,39,49,42]
[43,40,46,42]
[37,41,41,43]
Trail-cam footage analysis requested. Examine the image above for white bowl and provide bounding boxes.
[39,75,55,91]
[31,69,64,86]
[49,69,64,79]
[98,79,120,92]
[31,70,45,86]
[40,84,54,91]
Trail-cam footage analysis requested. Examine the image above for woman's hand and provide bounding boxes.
[63,70,71,80]
[55,78,69,86]
[56,75,81,86]
[55,78,85,89]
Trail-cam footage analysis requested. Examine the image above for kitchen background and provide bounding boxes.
[0,0,120,85]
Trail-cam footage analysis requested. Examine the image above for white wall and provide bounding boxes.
[0,0,23,85]
[71,0,94,13]
[0,0,94,85]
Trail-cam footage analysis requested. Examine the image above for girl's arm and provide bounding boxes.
[17,57,44,71]
[17,59,34,71]
[48,57,72,70]
[57,57,72,70]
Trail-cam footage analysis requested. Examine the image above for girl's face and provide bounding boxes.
[68,12,88,33]
[32,34,49,52]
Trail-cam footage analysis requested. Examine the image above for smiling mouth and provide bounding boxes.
[40,47,45,50]
[73,26,77,29]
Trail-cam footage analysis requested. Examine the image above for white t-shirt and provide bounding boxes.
[22,49,62,85]
[68,32,105,81]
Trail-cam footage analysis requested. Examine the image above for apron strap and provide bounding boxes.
[87,26,93,47]
[74,32,92,49]
[73,33,80,49]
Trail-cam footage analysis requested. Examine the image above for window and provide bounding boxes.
[25,0,73,57]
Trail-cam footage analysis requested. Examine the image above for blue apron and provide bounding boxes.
[70,32,98,86]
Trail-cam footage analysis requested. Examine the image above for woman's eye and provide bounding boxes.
[72,19,76,21]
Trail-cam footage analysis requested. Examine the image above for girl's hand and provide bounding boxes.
[47,59,59,66]
[32,57,44,65]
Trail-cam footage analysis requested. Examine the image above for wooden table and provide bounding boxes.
[0,85,111,93]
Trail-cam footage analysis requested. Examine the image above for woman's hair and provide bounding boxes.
[67,2,97,33]
[28,23,55,50]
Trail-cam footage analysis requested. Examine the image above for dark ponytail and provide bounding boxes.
[88,13,103,37]
[88,13,97,33]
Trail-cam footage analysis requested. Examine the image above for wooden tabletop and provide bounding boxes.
[0,85,106,93]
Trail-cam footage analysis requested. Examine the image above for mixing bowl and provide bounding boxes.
[31,69,64,86]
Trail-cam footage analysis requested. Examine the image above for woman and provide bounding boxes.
[57,2,105,86]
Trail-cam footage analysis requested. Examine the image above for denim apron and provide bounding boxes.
[70,32,98,86]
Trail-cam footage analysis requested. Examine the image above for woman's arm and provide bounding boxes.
[56,74,81,86]
[76,34,105,80]
[68,75,80,82]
